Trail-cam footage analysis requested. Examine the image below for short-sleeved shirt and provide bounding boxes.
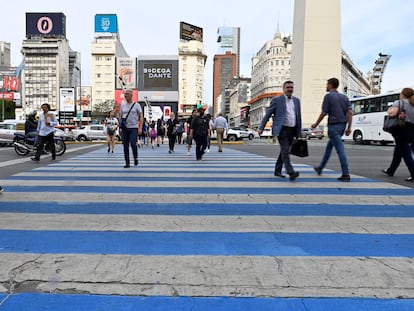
[120,102,142,129]
[322,90,351,124]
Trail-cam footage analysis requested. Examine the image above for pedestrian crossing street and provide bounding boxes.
[0,144,413,310]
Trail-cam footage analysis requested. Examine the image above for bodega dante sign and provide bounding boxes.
[143,64,173,89]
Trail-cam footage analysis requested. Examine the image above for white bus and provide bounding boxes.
[343,91,400,145]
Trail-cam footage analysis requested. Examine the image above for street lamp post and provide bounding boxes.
[1,73,5,121]
[75,65,81,125]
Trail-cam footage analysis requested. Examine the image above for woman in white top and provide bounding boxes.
[105,110,119,153]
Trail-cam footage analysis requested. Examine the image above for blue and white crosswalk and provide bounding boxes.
[0,144,413,310]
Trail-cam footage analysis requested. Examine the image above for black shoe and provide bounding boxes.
[134,159,138,166]
[274,172,286,178]
[0,186,3,193]
[168,150,172,154]
[289,171,299,181]
[405,176,413,182]
[337,174,351,182]
[31,157,39,162]
[314,167,322,175]
[108,146,110,153]
[124,164,130,168]
[382,169,393,176]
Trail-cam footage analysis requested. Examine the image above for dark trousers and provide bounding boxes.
[275,126,296,174]
[168,133,177,151]
[392,123,414,177]
[122,128,138,164]
[194,134,208,160]
[34,132,55,160]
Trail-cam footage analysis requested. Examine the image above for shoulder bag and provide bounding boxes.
[383,101,404,133]
[119,103,136,130]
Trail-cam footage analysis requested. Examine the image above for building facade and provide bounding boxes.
[213,51,237,115]
[178,40,207,118]
[249,30,292,130]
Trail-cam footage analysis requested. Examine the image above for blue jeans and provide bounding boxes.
[318,123,349,175]
[122,128,138,164]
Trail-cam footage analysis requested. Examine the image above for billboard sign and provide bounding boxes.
[137,59,178,92]
[26,13,66,37]
[95,14,118,33]
[59,88,75,113]
[116,57,136,89]
[180,21,203,42]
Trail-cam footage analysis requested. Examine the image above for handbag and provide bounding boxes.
[120,103,136,130]
[290,139,309,157]
[383,100,404,133]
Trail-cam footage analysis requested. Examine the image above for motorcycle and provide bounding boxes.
[13,132,66,156]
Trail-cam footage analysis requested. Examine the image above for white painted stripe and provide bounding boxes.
[0,253,412,298]
[1,192,413,205]
[0,213,412,234]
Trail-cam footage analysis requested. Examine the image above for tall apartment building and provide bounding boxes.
[249,30,292,129]
[91,14,128,113]
[212,51,237,115]
[212,26,240,115]
[20,13,79,123]
[178,22,207,118]
[0,41,11,67]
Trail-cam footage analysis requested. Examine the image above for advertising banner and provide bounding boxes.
[59,88,75,113]
[116,58,136,89]
[137,59,178,92]
[26,13,66,37]
[180,21,203,42]
[95,14,118,33]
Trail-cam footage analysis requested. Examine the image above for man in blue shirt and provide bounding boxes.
[311,78,353,182]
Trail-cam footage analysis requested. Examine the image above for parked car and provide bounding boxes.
[54,128,75,141]
[0,122,17,146]
[72,125,121,141]
[226,127,257,141]
[301,127,324,140]
[260,128,273,138]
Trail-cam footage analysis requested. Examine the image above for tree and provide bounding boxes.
[93,100,116,123]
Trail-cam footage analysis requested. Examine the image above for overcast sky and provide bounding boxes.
[3,0,414,104]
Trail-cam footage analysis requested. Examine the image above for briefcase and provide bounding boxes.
[290,139,309,157]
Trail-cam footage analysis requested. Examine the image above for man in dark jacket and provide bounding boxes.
[258,81,302,181]
[189,108,210,161]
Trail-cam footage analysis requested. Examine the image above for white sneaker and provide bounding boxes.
[187,151,190,156]
[207,148,210,153]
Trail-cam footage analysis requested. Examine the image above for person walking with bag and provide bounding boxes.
[258,81,302,181]
[105,110,118,153]
[119,89,143,168]
[311,78,352,182]
[383,87,414,181]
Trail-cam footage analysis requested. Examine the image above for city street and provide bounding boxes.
[0,141,413,310]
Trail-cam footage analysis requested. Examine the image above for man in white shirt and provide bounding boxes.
[213,112,228,152]
[31,103,58,162]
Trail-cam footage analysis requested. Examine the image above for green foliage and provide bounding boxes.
[0,99,15,121]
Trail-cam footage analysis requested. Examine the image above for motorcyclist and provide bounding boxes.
[25,111,38,146]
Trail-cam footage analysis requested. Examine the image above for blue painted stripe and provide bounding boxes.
[1,230,413,257]
[1,202,413,217]
[6,176,373,182]
[4,185,413,195]
[1,293,413,311]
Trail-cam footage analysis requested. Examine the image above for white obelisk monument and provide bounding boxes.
[290,0,342,126]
